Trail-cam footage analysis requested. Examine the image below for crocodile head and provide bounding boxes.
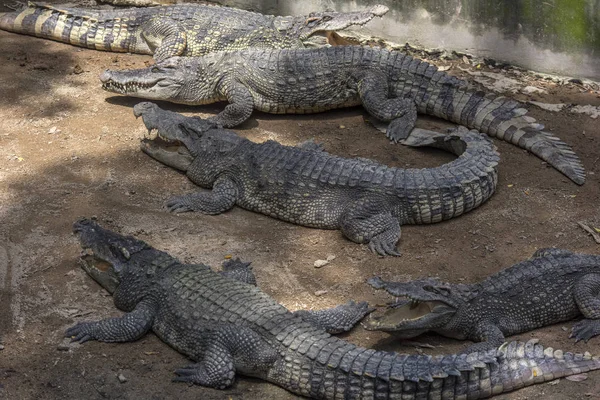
[363,277,464,338]
[134,102,245,170]
[73,218,170,294]
[276,5,389,40]
[100,57,213,104]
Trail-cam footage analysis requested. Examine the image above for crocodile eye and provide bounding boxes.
[151,67,160,73]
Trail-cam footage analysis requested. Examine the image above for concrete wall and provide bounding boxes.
[214,0,600,80]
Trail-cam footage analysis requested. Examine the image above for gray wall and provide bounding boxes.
[215,0,600,80]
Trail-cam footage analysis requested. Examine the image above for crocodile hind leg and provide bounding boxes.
[220,258,257,286]
[357,73,418,143]
[65,299,157,343]
[571,273,600,342]
[167,176,238,214]
[340,206,401,256]
[141,18,187,62]
[293,301,373,334]
[173,325,278,389]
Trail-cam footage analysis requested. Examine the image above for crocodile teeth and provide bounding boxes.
[146,128,159,140]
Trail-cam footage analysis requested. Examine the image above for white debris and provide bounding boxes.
[571,105,600,119]
[521,86,547,94]
[528,101,567,112]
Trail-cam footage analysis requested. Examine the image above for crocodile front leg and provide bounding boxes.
[572,273,600,342]
[340,207,401,257]
[167,176,238,214]
[293,300,372,334]
[173,325,278,389]
[141,18,187,62]
[66,299,157,343]
[460,323,506,354]
[357,72,418,143]
[208,79,255,128]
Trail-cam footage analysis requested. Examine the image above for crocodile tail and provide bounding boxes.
[398,126,499,224]
[423,86,585,185]
[0,2,142,53]
[295,339,600,399]
[487,340,600,395]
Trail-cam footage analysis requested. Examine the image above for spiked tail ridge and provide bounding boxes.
[488,339,600,395]
[289,338,600,398]
[423,88,585,185]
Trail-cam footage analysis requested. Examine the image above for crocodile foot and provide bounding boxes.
[166,195,194,213]
[65,321,101,344]
[173,363,234,389]
[570,319,600,342]
[368,235,401,257]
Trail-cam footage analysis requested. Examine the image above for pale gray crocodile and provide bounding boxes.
[100,46,585,185]
[67,218,600,399]
[0,2,388,60]
[365,248,600,353]
[134,102,499,256]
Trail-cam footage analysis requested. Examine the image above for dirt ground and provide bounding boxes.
[0,3,600,399]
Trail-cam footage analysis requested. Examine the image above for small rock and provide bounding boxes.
[339,125,345,129]
[48,126,61,134]
[73,64,84,74]
[314,290,328,296]
[326,255,336,262]
[117,373,128,383]
[57,343,70,351]
[313,259,329,268]
[0,344,4,350]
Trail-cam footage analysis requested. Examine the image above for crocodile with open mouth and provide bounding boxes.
[133,102,499,256]
[67,218,600,399]
[365,248,600,353]
[0,2,388,61]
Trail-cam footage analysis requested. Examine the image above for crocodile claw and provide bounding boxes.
[166,196,194,213]
[570,319,600,343]
[65,321,99,344]
[368,238,401,257]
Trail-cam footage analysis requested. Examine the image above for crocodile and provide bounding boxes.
[133,102,499,256]
[100,46,585,185]
[365,248,600,353]
[67,218,600,399]
[0,2,388,61]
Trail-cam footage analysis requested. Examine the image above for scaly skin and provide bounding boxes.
[133,102,499,256]
[67,219,600,399]
[365,248,600,353]
[0,2,388,61]
[100,46,585,185]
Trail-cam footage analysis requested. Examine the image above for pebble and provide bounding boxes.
[0,344,4,350]
[48,126,61,135]
[314,290,328,296]
[117,373,128,383]
[57,343,70,351]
